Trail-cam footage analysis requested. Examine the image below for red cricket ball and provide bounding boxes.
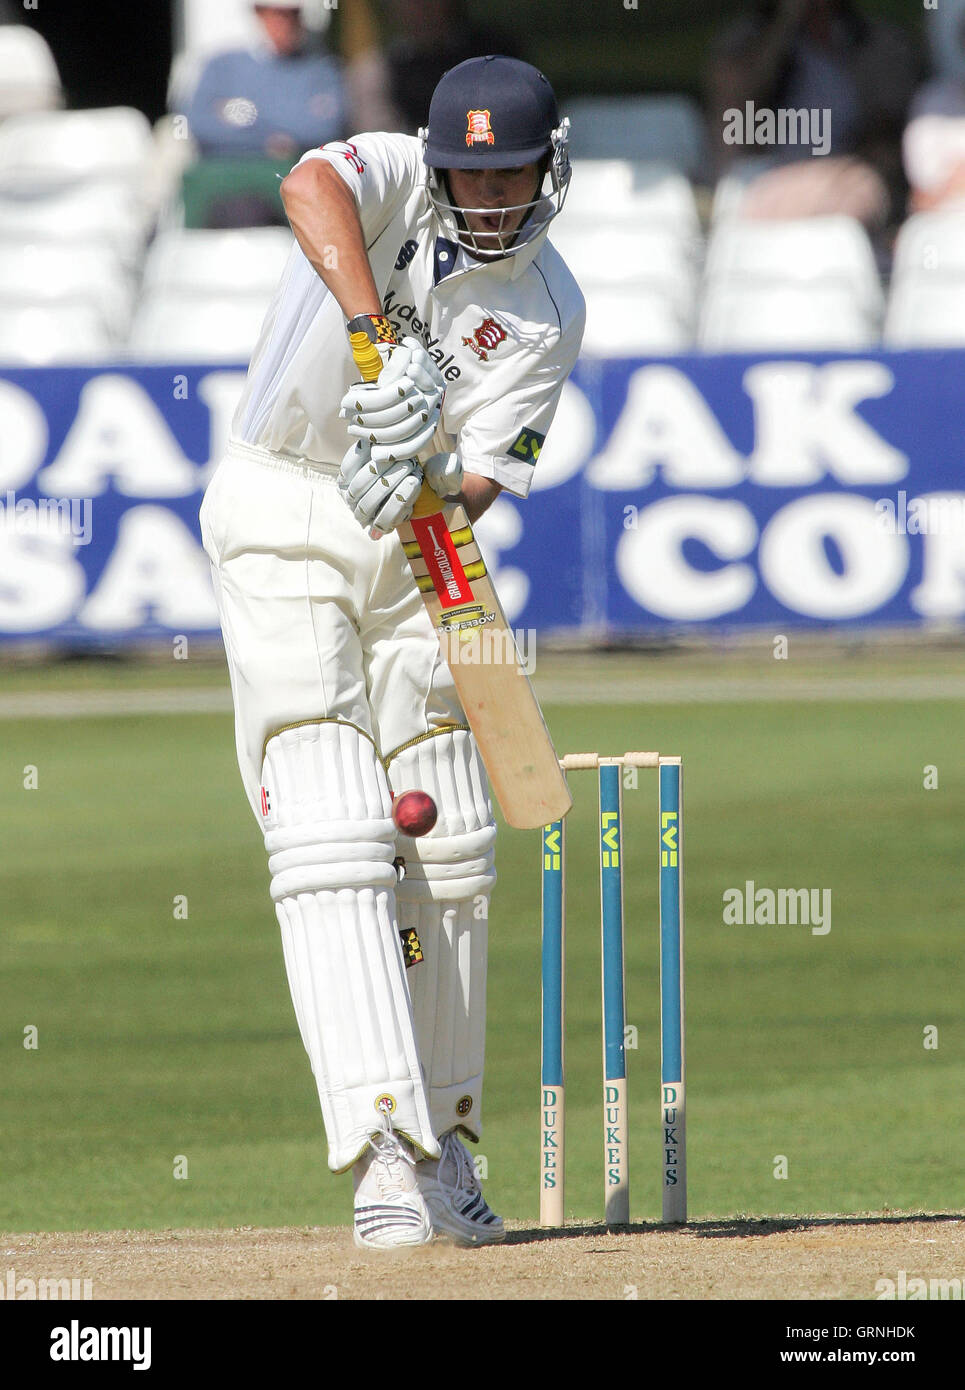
[392,790,438,837]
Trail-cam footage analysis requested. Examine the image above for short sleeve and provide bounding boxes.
[457,307,585,498]
[295,132,423,244]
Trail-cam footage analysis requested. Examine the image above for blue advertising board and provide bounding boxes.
[1,352,962,643]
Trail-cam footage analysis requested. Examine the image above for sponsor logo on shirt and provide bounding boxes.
[382,288,461,381]
[508,426,545,464]
[395,238,418,270]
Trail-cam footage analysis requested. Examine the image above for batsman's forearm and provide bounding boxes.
[455,475,503,523]
[280,160,382,320]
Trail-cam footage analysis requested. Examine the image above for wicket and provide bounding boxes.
[539,752,686,1227]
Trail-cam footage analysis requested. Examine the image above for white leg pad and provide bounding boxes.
[388,730,496,1140]
[263,722,438,1171]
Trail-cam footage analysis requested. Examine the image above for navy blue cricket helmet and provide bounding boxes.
[419,55,571,258]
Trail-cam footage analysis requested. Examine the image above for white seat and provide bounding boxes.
[142,227,293,295]
[566,96,710,178]
[0,183,148,266]
[582,285,694,356]
[0,241,133,337]
[890,205,965,281]
[564,160,700,236]
[0,304,113,365]
[703,216,883,319]
[0,107,153,193]
[550,224,698,319]
[698,282,877,351]
[0,26,62,118]
[126,291,269,362]
[880,208,965,345]
[883,280,965,346]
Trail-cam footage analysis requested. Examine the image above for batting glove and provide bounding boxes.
[340,336,446,464]
[422,451,464,500]
[338,438,424,533]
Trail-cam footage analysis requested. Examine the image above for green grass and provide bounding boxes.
[1,653,963,1230]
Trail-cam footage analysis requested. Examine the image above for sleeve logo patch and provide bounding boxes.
[508,427,546,464]
[321,140,365,174]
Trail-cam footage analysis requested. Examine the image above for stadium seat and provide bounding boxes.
[142,227,293,296]
[883,208,965,346]
[0,182,148,267]
[0,26,62,118]
[564,160,701,238]
[126,292,270,362]
[565,95,710,179]
[883,281,965,346]
[703,216,884,321]
[0,107,153,193]
[890,205,965,280]
[582,285,694,356]
[0,242,133,339]
[550,223,697,320]
[698,282,878,350]
[0,304,114,365]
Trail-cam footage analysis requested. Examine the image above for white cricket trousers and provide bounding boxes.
[199,439,469,814]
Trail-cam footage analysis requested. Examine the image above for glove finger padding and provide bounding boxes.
[354,462,424,529]
[397,335,447,390]
[346,405,441,455]
[338,440,423,530]
[339,336,446,425]
[343,390,435,430]
[338,438,373,494]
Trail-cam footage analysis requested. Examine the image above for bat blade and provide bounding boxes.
[398,502,571,830]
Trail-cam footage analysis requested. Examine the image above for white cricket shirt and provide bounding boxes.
[232,131,585,497]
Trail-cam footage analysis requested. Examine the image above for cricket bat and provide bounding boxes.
[350,331,571,830]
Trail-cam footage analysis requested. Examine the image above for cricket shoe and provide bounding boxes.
[416,1130,506,1247]
[352,1120,434,1250]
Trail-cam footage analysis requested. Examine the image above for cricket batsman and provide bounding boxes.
[200,55,585,1248]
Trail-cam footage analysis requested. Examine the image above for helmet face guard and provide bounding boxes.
[420,117,571,260]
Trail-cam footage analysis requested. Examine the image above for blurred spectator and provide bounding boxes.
[381,0,519,136]
[706,0,920,231]
[182,1,345,160]
[924,0,965,83]
[175,0,347,227]
[904,4,965,212]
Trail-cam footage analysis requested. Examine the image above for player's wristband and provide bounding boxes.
[346,313,397,346]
